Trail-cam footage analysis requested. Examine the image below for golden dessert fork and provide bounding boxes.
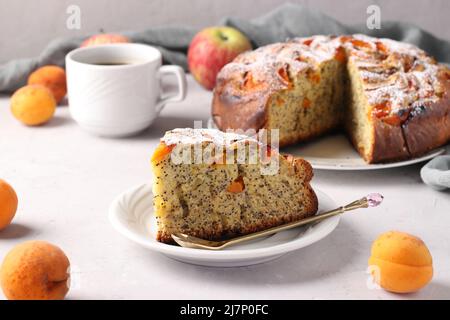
[171,193,383,250]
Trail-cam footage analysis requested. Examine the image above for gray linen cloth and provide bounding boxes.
[0,3,448,187]
[2,3,450,93]
[421,156,450,191]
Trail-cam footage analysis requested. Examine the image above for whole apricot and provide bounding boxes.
[0,179,18,230]
[28,65,67,104]
[368,231,433,293]
[10,85,56,126]
[0,241,70,300]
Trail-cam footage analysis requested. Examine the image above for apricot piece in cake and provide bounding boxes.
[350,39,372,50]
[242,72,265,91]
[0,241,70,300]
[151,143,175,163]
[368,231,433,293]
[371,102,391,119]
[277,66,293,88]
[302,38,313,46]
[375,41,388,54]
[227,176,245,193]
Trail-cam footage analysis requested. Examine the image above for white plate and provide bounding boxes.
[109,183,339,267]
[282,134,446,170]
[207,118,446,170]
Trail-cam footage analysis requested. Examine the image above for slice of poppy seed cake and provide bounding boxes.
[150,128,318,244]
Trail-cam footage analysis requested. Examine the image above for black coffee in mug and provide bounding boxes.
[90,61,138,66]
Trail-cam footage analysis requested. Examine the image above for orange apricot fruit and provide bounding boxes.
[0,241,70,300]
[10,85,56,126]
[368,231,433,293]
[0,179,18,230]
[28,65,67,104]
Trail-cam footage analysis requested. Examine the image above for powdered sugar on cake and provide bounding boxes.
[346,34,446,113]
[223,34,448,117]
[161,128,260,147]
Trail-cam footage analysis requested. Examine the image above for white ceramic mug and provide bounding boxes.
[66,43,187,137]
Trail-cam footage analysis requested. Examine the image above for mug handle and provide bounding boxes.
[155,65,187,114]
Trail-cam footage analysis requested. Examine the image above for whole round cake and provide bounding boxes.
[212,34,450,163]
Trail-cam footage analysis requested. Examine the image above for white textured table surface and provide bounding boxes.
[0,76,449,300]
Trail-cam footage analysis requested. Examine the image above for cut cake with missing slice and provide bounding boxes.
[150,128,318,244]
[212,34,450,163]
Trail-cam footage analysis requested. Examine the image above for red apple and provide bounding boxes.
[188,27,252,90]
[80,33,130,48]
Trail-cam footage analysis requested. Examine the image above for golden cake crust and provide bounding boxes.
[212,35,450,163]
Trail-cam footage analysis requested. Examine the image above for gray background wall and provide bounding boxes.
[1,0,449,63]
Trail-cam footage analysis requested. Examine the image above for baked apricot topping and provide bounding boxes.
[242,72,264,91]
[339,36,352,43]
[302,38,313,46]
[334,47,346,63]
[351,39,372,49]
[411,63,425,72]
[375,41,388,54]
[402,55,415,72]
[151,143,175,163]
[372,102,391,118]
[277,66,293,89]
[227,176,245,193]
[372,102,410,126]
